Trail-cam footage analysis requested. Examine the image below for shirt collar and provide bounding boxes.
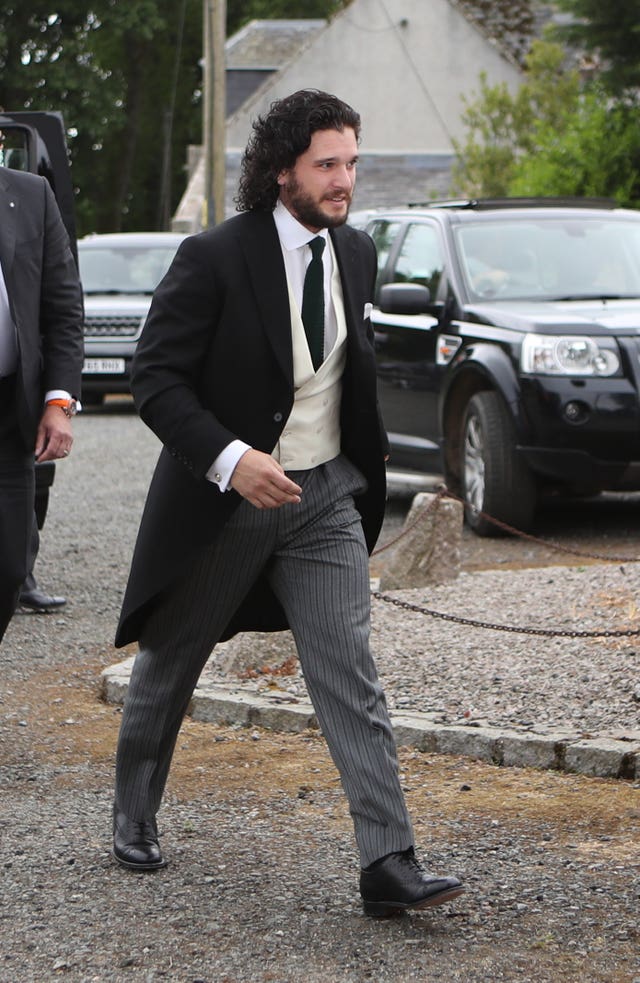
[273,199,329,253]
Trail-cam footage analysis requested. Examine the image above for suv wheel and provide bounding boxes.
[461,391,536,536]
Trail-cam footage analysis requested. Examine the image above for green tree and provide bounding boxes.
[453,37,640,208]
[0,0,203,233]
[510,93,640,206]
[80,0,203,233]
[0,4,105,112]
[552,0,640,95]
[0,1,348,234]
[451,41,580,197]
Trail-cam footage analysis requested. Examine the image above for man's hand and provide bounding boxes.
[230,448,302,509]
[35,405,74,462]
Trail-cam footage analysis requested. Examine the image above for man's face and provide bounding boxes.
[277,127,358,232]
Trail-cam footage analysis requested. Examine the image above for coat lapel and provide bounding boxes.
[330,224,362,344]
[0,171,18,283]
[238,211,294,387]
[236,216,367,387]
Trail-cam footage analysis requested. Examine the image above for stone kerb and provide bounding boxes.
[101,660,640,780]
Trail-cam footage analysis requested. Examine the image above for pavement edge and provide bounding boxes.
[101,658,640,782]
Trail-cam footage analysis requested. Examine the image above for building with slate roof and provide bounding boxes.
[173,0,551,231]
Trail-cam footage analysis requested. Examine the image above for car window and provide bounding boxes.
[456,218,640,300]
[389,222,444,297]
[367,219,402,294]
[0,128,29,171]
[368,220,402,269]
[78,245,179,294]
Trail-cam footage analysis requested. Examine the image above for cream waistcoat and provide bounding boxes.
[272,239,347,470]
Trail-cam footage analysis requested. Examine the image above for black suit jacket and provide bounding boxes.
[116,210,387,646]
[0,169,83,448]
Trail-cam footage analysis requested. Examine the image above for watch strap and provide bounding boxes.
[46,397,77,417]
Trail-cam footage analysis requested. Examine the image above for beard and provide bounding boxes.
[284,175,352,230]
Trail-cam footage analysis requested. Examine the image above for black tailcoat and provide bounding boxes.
[116,210,386,647]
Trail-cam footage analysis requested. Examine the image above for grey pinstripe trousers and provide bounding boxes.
[114,454,414,867]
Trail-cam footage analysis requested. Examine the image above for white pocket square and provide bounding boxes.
[363,302,373,319]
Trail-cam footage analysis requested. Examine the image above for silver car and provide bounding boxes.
[78,231,187,404]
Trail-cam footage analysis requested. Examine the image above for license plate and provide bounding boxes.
[83,358,126,374]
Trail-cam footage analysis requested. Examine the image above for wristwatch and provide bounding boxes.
[46,397,78,418]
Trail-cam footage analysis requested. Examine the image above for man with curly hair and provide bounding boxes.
[112,89,464,916]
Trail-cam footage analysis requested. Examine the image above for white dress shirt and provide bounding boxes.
[206,200,336,491]
[0,261,18,377]
[0,260,74,408]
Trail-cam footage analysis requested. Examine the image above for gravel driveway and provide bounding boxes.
[1,401,639,983]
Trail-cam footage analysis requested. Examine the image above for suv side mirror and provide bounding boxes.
[379,282,432,315]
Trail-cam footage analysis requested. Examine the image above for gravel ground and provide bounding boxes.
[206,563,640,741]
[1,402,639,983]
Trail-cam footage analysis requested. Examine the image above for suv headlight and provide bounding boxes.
[521,334,620,376]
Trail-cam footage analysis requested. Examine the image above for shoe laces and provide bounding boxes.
[398,848,424,874]
[121,817,157,841]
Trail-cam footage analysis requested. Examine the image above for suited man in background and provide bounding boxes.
[19,506,68,612]
[112,90,463,917]
[0,166,84,642]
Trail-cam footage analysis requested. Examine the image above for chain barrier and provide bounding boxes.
[371,485,640,639]
[442,487,640,564]
[371,486,448,557]
[372,590,640,638]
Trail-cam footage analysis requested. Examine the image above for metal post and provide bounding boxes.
[212,0,226,225]
[202,0,214,229]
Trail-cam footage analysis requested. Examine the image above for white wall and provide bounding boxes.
[226,0,523,155]
[173,0,524,229]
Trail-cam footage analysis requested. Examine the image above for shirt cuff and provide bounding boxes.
[45,390,83,412]
[206,439,252,492]
[45,389,72,402]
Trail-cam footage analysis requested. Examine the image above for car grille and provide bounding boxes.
[84,315,142,338]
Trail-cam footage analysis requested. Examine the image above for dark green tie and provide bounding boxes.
[301,236,325,371]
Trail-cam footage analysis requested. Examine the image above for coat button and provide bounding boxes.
[274,412,283,422]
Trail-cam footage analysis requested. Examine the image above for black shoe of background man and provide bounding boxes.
[112,808,167,871]
[360,847,464,917]
[18,587,67,612]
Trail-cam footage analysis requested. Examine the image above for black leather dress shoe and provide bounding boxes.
[360,847,464,917]
[112,809,167,871]
[19,588,67,612]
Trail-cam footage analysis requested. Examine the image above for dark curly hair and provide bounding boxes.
[235,89,361,212]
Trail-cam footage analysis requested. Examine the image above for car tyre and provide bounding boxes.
[461,391,536,536]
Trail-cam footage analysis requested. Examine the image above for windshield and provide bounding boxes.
[454,216,640,302]
[0,127,29,171]
[78,244,179,294]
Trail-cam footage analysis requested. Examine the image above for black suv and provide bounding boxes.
[364,199,640,535]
